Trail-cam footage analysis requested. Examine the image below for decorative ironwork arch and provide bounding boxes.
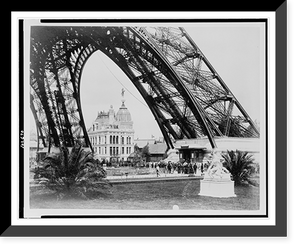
[30,26,259,151]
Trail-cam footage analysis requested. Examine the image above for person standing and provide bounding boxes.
[193,163,197,174]
[156,165,160,177]
[178,162,182,174]
[183,160,188,174]
[167,161,172,174]
[188,162,193,174]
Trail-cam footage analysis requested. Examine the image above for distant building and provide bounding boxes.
[132,137,167,163]
[133,138,156,149]
[133,136,164,149]
[88,93,134,163]
[174,137,260,164]
[148,143,168,162]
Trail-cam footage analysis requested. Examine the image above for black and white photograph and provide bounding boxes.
[6,3,290,239]
[5,4,284,225]
[23,20,267,218]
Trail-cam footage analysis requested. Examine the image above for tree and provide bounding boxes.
[134,143,140,153]
[222,150,257,186]
[141,144,151,162]
[33,143,111,199]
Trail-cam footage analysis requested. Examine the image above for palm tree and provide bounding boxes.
[222,150,257,186]
[33,143,111,199]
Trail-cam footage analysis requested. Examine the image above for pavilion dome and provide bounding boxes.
[116,101,132,122]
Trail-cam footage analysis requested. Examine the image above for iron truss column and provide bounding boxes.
[30,26,259,152]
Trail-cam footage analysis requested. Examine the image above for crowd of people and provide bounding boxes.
[148,160,210,177]
[30,154,210,178]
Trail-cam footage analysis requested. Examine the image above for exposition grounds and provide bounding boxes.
[30,170,260,211]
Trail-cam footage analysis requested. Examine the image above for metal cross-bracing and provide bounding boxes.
[30,26,259,151]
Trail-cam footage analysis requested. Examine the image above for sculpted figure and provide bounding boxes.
[204,151,231,180]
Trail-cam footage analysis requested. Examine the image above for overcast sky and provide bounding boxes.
[31,23,265,140]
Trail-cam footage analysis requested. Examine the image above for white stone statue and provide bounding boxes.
[200,150,236,197]
[204,151,231,180]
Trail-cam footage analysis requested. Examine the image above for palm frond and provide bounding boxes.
[33,144,110,199]
[68,144,82,169]
[222,150,256,185]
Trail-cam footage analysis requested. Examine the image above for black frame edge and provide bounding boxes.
[5,1,287,236]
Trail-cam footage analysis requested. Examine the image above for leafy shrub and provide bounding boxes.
[33,144,112,199]
[222,150,258,186]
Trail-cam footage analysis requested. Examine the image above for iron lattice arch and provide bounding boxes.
[30,26,259,150]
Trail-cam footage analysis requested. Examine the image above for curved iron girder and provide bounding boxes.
[88,28,178,149]
[154,27,259,138]
[31,30,82,146]
[73,39,177,150]
[118,35,195,139]
[30,93,47,147]
[84,26,218,145]
[31,27,100,148]
[108,28,211,143]
[70,44,98,150]
[30,26,259,151]
[30,69,61,146]
[129,27,217,148]
[30,26,177,148]
[119,28,211,139]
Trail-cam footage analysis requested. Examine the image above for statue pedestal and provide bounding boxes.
[199,178,236,198]
[199,150,236,198]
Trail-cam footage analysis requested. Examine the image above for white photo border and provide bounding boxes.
[7,6,286,237]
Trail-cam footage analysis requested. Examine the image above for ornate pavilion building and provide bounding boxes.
[88,90,134,163]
